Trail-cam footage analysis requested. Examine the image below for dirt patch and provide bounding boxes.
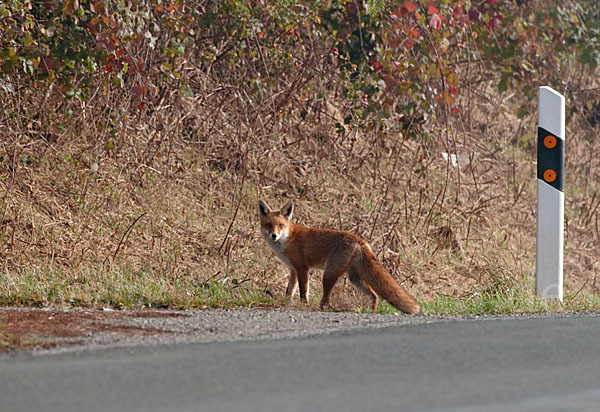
[0,308,187,352]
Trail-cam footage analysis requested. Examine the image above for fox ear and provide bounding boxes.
[281,201,294,220]
[258,200,271,217]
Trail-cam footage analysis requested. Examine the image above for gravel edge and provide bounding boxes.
[4,308,600,357]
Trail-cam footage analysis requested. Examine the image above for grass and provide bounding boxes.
[423,291,560,316]
[4,263,600,316]
[2,12,600,317]
[0,265,276,310]
[422,288,600,316]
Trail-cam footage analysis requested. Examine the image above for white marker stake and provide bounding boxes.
[536,86,565,301]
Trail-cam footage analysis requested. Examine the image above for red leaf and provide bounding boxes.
[404,39,417,48]
[370,58,382,71]
[408,28,420,38]
[131,85,146,97]
[392,6,408,17]
[451,108,460,115]
[402,1,418,13]
[429,14,442,30]
[138,102,145,111]
[104,60,113,74]
[428,5,439,15]
[468,6,480,21]
[453,5,463,18]
[449,87,459,95]
[486,15,503,31]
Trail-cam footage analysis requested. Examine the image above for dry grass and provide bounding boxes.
[2,52,600,315]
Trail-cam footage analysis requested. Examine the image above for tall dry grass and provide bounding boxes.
[2,12,600,312]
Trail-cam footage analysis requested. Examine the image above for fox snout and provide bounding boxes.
[264,229,282,242]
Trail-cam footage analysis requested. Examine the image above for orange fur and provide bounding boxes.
[258,200,421,314]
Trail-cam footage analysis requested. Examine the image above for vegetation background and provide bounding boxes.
[1,0,600,314]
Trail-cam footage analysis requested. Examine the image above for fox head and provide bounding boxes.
[258,200,293,243]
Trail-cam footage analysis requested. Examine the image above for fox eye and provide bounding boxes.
[279,224,284,228]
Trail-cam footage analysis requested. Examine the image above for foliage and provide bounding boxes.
[2,0,598,128]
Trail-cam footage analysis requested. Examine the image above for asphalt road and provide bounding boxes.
[2,313,600,412]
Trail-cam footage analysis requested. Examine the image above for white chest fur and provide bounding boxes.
[262,230,294,272]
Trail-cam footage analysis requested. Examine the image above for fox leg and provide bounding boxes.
[296,267,310,303]
[319,268,345,310]
[285,270,298,297]
[348,270,379,312]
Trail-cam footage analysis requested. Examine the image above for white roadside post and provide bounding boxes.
[536,86,565,301]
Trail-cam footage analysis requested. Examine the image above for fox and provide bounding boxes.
[258,200,421,314]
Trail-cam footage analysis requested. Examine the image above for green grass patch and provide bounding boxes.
[422,290,600,316]
[4,264,600,315]
[375,300,399,314]
[422,291,559,315]
[0,265,275,310]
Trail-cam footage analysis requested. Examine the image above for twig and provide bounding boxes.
[570,277,590,301]
[109,212,147,263]
[465,216,473,252]
[218,167,248,253]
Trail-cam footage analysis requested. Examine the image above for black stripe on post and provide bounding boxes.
[537,126,564,192]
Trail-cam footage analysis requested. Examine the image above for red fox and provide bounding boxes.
[258,200,421,314]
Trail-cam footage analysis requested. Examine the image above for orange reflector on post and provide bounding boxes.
[544,135,557,149]
[543,169,557,183]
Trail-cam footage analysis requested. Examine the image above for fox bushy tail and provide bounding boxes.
[360,250,421,314]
